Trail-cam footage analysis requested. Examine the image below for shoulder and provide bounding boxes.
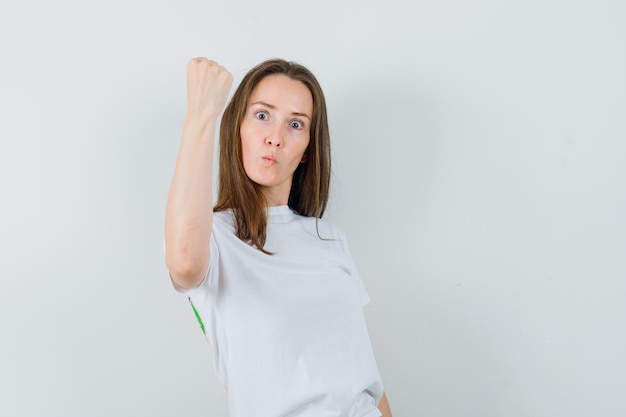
[213,209,233,221]
[213,209,235,229]
[292,214,348,241]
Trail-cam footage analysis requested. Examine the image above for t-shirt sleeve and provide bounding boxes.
[164,231,226,386]
[338,230,371,306]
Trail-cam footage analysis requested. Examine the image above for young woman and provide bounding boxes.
[165,57,392,417]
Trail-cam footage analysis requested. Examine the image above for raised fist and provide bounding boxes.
[186,58,233,118]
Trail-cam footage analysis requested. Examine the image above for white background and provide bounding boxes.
[1,0,625,416]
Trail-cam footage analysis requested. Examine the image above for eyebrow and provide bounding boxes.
[250,101,311,121]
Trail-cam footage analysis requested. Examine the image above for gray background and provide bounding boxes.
[1,0,625,416]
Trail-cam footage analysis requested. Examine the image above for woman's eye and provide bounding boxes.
[255,111,269,120]
[291,120,303,129]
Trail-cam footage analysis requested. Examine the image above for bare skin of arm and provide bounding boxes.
[164,58,233,289]
[379,392,392,417]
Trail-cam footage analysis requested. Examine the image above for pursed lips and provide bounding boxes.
[262,154,277,165]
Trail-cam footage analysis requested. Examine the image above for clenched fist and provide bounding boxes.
[186,58,233,118]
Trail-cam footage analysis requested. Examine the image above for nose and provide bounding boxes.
[265,124,283,147]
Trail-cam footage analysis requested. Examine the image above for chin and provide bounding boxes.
[247,175,278,188]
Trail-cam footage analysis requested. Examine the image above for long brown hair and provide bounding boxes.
[213,58,331,252]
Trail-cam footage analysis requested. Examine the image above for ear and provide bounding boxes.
[300,153,308,163]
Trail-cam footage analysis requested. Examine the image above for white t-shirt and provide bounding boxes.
[174,206,383,417]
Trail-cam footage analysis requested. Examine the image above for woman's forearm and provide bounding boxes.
[165,113,217,288]
[378,392,392,417]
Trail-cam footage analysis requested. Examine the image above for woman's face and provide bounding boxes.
[240,74,313,206]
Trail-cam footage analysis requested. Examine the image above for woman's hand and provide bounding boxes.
[186,58,233,119]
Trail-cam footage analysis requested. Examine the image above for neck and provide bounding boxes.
[261,186,290,207]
